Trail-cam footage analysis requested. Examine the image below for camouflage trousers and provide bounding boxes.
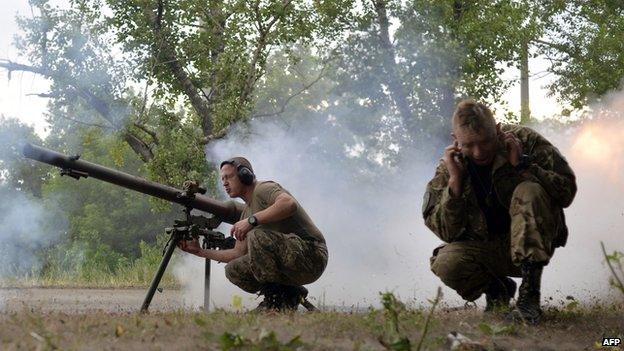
[224,229,328,293]
[430,181,560,301]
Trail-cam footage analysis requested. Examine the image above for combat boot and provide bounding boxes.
[507,261,544,324]
[255,283,283,312]
[281,285,309,311]
[484,276,517,313]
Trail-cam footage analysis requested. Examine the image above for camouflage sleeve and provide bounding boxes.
[522,129,577,208]
[422,161,467,242]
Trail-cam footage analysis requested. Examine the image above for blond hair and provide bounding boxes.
[452,100,496,135]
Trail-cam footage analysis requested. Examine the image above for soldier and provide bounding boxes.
[422,100,577,324]
[178,157,328,311]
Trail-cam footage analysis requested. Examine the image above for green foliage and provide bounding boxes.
[42,230,124,281]
[145,109,212,190]
[601,242,624,297]
[0,117,181,286]
[218,330,304,351]
[0,117,47,197]
[379,292,411,351]
[375,289,443,351]
[478,322,517,336]
[381,291,407,336]
[565,300,580,311]
[541,1,624,109]
[11,0,624,172]
[42,128,179,257]
[33,233,177,288]
[219,331,247,350]
[323,0,554,163]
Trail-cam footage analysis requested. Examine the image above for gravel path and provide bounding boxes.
[0,288,190,313]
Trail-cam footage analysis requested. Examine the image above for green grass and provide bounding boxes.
[0,237,179,288]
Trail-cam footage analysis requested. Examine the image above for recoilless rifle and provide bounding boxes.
[22,143,240,313]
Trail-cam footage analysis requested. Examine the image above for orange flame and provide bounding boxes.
[570,121,624,186]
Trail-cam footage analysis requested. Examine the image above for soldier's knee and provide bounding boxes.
[431,249,468,281]
[247,229,272,250]
[224,261,238,282]
[513,181,548,201]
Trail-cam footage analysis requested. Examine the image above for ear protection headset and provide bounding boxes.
[221,158,256,185]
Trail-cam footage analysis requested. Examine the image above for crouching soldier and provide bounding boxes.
[178,157,328,311]
[422,100,577,324]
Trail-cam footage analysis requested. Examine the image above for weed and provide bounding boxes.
[415,287,442,351]
[379,292,411,350]
[601,242,624,296]
[218,329,304,351]
[478,322,517,336]
[0,235,179,288]
[377,287,442,351]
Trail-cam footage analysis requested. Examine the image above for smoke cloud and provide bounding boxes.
[0,135,68,309]
[0,189,52,277]
[171,90,624,311]
[531,89,624,305]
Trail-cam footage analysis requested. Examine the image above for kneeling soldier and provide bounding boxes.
[422,100,577,324]
[179,157,328,311]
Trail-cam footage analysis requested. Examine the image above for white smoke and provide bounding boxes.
[0,187,68,310]
[171,91,624,311]
[532,89,624,305]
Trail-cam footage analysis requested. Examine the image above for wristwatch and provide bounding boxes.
[248,215,259,227]
[514,154,533,173]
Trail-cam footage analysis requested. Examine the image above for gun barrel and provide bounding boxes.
[22,143,240,224]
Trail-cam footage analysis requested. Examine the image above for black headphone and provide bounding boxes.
[221,159,256,185]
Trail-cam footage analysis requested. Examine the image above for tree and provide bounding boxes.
[0,116,47,197]
[329,0,550,162]
[3,0,346,176]
[40,127,180,257]
[537,0,624,110]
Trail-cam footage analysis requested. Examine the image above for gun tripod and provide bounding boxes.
[140,183,318,313]
[140,201,234,313]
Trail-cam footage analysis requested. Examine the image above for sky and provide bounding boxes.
[0,0,563,137]
[0,1,52,136]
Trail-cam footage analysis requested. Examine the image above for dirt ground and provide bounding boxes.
[0,288,622,350]
[0,287,187,313]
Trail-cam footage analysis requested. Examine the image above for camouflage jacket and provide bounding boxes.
[422,124,577,246]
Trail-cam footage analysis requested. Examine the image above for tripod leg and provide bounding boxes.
[203,258,211,313]
[141,235,179,313]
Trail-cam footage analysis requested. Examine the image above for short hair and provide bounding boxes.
[452,100,496,134]
[220,157,254,174]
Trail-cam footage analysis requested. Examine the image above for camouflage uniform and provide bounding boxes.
[224,181,328,293]
[422,124,576,301]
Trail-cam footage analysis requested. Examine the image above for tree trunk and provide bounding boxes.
[0,60,155,161]
[373,0,415,136]
[143,3,214,138]
[520,40,531,124]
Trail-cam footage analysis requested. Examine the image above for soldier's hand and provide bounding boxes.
[443,141,465,180]
[182,180,198,191]
[501,131,522,166]
[177,238,202,255]
[231,219,253,241]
